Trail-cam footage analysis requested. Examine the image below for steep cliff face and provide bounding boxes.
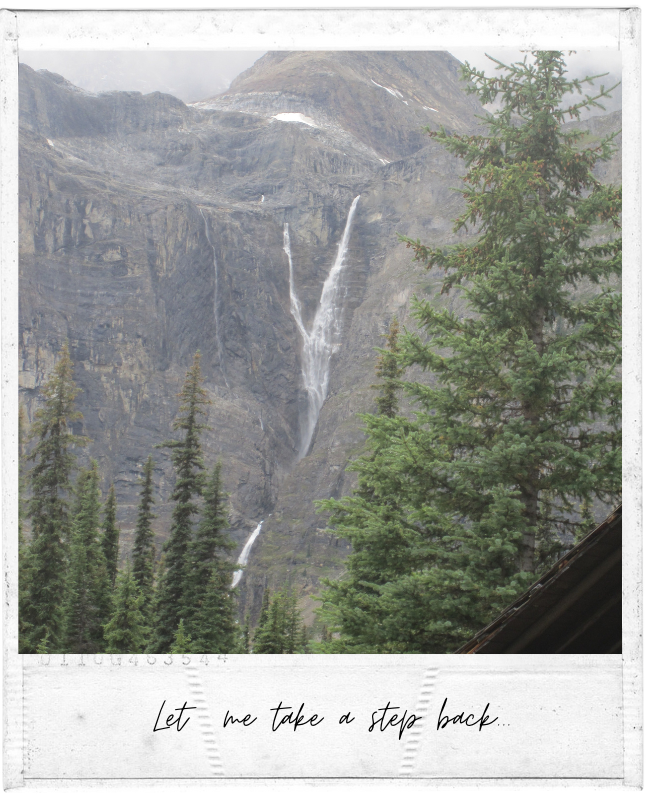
[18,51,620,627]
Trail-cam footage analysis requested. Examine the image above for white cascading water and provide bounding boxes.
[284,195,361,460]
[199,207,229,389]
[231,520,263,588]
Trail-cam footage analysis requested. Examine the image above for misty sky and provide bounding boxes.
[19,48,622,114]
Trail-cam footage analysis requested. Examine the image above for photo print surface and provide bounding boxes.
[2,6,641,787]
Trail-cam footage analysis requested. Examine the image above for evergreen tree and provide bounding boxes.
[63,463,111,652]
[152,353,210,652]
[18,406,32,653]
[283,589,302,654]
[132,456,157,616]
[242,613,251,654]
[190,566,237,653]
[252,588,304,654]
[22,342,86,651]
[253,591,287,654]
[147,552,165,649]
[184,463,237,652]
[104,564,148,653]
[318,51,621,653]
[315,336,422,653]
[171,619,192,654]
[151,552,166,605]
[252,587,270,652]
[316,422,426,653]
[401,50,621,567]
[230,622,248,654]
[101,484,120,590]
[372,317,403,418]
[18,524,32,652]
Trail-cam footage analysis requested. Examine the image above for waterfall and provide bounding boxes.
[199,207,229,389]
[284,195,361,460]
[231,520,263,588]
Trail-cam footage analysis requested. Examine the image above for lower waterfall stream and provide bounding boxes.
[232,521,264,588]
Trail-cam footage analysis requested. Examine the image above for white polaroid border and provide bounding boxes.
[1,6,642,789]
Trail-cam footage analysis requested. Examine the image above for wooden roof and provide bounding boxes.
[455,506,622,654]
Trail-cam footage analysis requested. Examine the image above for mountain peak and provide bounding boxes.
[204,51,484,162]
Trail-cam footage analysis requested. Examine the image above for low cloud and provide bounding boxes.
[19,50,266,103]
[20,48,622,116]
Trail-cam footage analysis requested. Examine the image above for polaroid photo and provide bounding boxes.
[1,6,642,788]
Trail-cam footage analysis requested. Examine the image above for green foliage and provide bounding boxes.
[242,613,251,654]
[104,564,149,653]
[63,463,111,653]
[132,456,157,615]
[300,625,310,653]
[318,51,621,654]
[253,588,271,650]
[18,406,32,653]
[372,317,403,418]
[401,50,621,562]
[19,349,240,656]
[22,343,87,652]
[153,353,211,652]
[101,485,120,590]
[190,566,237,653]
[252,588,306,654]
[171,619,192,654]
[184,463,237,652]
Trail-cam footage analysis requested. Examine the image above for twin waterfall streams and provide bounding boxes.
[284,195,361,460]
[232,196,360,586]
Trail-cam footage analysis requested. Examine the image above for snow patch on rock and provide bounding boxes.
[273,112,318,128]
[371,79,404,100]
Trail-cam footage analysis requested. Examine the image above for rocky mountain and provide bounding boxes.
[18,51,620,627]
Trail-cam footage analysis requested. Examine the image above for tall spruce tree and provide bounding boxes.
[63,463,111,652]
[372,317,403,418]
[184,463,237,652]
[104,564,148,653]
[318,51,621,653]
[22,342,86,652]
[132,456,157,616]
[401,50,622,565]
[101,484,120,590]
[152,353,210,652]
